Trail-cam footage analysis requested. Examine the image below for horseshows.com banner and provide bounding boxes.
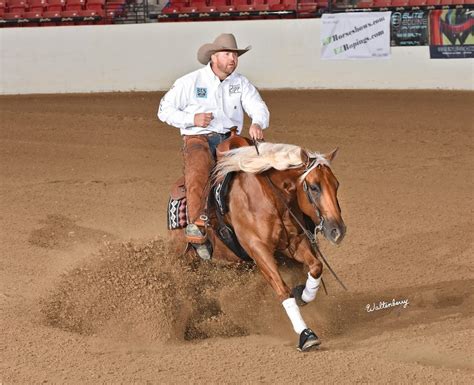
[321,12,391,60]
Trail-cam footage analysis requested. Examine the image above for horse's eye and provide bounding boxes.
[310,184,321,193]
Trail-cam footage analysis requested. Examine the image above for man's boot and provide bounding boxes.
[185,223,211,260]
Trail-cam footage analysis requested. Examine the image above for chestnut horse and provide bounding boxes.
[171,142,346,351]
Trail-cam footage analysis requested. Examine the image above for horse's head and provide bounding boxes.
[214,142,346,245]
[296,148,346,245]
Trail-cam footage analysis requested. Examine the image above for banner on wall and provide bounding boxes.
[321,12,391,60]
[429,9,474,59]
[391,10,429,46]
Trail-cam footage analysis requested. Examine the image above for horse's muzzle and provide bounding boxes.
[323,220,346,245]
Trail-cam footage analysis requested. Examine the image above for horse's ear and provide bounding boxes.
[325,147,339,163]
[300,148,311,166]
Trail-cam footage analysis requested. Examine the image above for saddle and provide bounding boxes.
[215,133,251,161]
[167,134,253,262]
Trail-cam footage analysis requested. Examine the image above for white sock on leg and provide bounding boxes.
[301,272,321,303]
[282,297,307,334]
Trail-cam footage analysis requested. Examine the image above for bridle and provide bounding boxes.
[264,158,326,239]
[302,162,325,235]
[303,181,324,234]
[263,160,347,291]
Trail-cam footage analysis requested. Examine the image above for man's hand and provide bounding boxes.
[249,123,264,141]
[194,113,213,128]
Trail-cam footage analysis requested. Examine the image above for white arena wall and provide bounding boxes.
[0,18,473,94]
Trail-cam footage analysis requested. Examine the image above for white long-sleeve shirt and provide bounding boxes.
[158,64,269,135]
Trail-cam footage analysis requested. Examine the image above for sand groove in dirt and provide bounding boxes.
[1,90,473,384]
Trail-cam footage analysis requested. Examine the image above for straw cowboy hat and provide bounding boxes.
[197,33,251,65]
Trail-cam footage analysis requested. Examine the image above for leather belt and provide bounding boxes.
[205,131,231,137]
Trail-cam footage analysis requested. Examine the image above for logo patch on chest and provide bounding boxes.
[229,84,241,95]
[196,87,207,98]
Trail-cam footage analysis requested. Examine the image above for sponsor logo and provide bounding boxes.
[229,84,241,95]
[196,87,207,98]
[333,30,385,55]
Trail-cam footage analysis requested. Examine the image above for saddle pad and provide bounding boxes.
[167,197,188,230]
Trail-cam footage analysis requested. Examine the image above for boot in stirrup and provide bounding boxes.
[185,223,211,260]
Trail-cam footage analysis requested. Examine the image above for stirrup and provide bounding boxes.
[194,215,209,228]
[185,224,211,260]
[185,223,207,244]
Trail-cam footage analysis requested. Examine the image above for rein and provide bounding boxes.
[263,173,348,292]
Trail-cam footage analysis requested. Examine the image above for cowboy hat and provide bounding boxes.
[197,33,251,65]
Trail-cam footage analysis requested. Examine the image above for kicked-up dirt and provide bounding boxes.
[0,90,473,384]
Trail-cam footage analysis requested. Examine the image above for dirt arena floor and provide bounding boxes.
[1,90,473,384]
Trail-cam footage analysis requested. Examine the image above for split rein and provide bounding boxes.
[262,158,348,293]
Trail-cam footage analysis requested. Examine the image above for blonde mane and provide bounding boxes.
[213,142,329,180]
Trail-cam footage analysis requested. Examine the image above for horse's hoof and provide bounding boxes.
[292,285,308,307]
[297,328,321,352]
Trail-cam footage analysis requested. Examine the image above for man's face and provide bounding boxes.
[211,51,238,78]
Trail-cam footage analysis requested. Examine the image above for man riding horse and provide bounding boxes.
[158,33,270,260]
[159,34,347,352]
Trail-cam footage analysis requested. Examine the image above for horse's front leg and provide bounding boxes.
[290,234,323,306]
[236,234,320,351]
[244,240,291,301]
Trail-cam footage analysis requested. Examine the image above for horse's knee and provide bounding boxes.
[270,280,290,302]
[254,255,291,301]
[276,288,291,302]
[309,260,323,279]
[268,275,291,302]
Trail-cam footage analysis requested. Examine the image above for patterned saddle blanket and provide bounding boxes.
[167,173,252,263]
[167,172,234,230]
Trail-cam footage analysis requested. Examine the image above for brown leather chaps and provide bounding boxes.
[182,135,214,225]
